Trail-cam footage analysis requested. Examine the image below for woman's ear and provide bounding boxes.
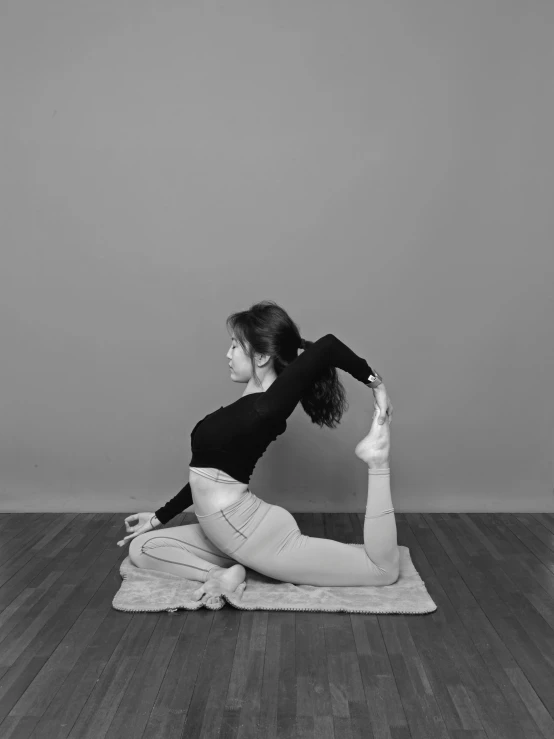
[256,352,272,368]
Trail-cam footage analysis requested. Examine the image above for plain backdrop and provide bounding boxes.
[1,0,553,514]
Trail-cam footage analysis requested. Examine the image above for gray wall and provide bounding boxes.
[1,1,553,515]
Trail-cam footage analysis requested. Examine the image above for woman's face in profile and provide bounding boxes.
[226,334,252,383]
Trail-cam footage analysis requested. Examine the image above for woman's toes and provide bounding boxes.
[191,585,206,601]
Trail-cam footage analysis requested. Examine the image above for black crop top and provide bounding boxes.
[154,333,377,524]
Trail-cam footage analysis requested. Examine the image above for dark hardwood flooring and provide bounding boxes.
[0,509,553,739]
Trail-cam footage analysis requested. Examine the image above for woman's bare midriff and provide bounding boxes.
[189,469,249,516]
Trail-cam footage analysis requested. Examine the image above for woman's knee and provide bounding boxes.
[128,531,156,566]
[381,548,400,585]
[368,548,400,586]
[383,564,400,585]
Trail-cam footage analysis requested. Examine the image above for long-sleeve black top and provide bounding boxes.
[154,334,377,525]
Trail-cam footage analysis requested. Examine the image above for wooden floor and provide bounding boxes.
[0,510,553,739]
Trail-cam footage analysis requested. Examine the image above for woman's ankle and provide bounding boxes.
[205,565,222,581]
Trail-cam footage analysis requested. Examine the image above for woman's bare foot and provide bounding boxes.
[191,563,247,606]
[354,407,391,467]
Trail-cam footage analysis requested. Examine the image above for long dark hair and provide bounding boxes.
[225,300,348,429]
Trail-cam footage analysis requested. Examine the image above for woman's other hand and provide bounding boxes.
[373,384,393,425]
[117,511,159,547]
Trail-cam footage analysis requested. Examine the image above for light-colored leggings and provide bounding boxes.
[129,466,399,587]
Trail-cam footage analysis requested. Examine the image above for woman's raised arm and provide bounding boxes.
[255,333,380,421]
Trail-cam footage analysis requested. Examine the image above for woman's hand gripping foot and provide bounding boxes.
[191,564,247,607]
[354,405,391,467]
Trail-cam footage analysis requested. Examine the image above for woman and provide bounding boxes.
[119,300,397,607]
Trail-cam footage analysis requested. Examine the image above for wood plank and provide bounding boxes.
[180,608,242,738]
[438,514,549,737]
[394,517,482,735]
[0,514,77,592]
[0,516,119,713]
[102,612,185,739]
[0,514,103,606]
[140,609,216,738]
[415,513,547,738]
[0,514,125,737]
[321,514,372,737]
[294,512,335,739]
[221,610,267,739]
[0,514,45,548]
[514,514,554,552]
[482,514,554,598]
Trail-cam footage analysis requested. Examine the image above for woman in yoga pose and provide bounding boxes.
[120,300,398,607]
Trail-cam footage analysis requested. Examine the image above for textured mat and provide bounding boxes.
[112,544,437,614]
